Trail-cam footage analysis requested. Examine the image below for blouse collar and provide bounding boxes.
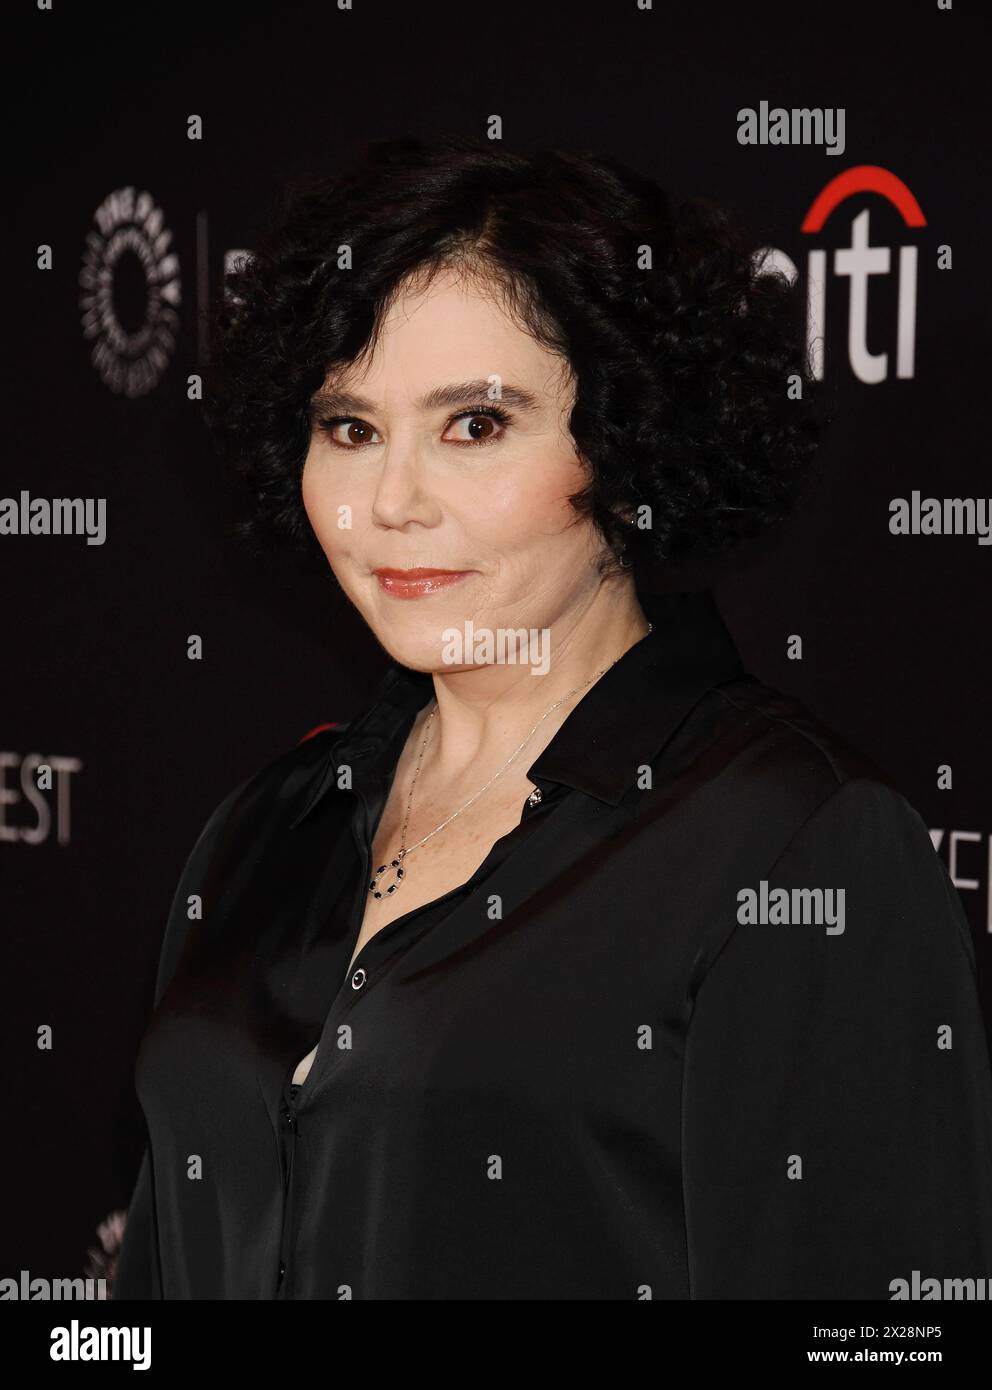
[290,588,744,827]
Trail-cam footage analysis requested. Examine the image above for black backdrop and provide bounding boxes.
[3,0,990,1286]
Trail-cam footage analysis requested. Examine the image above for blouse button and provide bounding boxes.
[351,967,367,990]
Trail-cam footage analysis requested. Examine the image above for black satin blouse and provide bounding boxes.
[272,891,469,1296]
[112,588,992,1300]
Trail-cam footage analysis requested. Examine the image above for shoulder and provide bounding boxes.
[684,675,975,979]
[705,671,893,790]
[676,671,945,888]
[148,721,354,1006]
[693,670,900,817]
[185,664,411,853]
[248,718,351,797]
[186,720,353,855]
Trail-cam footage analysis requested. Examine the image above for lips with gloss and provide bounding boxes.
[373,567,474,599]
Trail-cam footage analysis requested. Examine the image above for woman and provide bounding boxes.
[113,134,992,1300]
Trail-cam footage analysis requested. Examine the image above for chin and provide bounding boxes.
[375,629,473,676]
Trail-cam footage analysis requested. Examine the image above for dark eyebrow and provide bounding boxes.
[307,379,542,420]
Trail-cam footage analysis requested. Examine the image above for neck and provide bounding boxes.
[413,580,649,790]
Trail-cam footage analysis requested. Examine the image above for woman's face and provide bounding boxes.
[301,267,610,672]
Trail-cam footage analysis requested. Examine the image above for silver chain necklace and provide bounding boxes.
[368,622,653,899]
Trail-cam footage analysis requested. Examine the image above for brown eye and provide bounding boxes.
[318,418,381,448]
[343,422,375,445]
[442,410,510,444]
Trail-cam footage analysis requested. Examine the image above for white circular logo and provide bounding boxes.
[80,186,181,397]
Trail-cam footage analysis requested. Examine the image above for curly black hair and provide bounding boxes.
[202,132,829,586]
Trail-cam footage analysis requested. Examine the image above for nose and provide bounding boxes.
[370,440,442,531]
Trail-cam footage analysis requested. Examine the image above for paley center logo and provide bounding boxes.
[80,186,182,397]
[759,165,928,384]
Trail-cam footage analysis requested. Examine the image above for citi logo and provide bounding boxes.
[758,166,928,384]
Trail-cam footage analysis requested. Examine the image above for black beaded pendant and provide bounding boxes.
[369,855,406,899]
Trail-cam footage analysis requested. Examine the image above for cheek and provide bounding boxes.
[479,456,586,549]
[301,453,346,551]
